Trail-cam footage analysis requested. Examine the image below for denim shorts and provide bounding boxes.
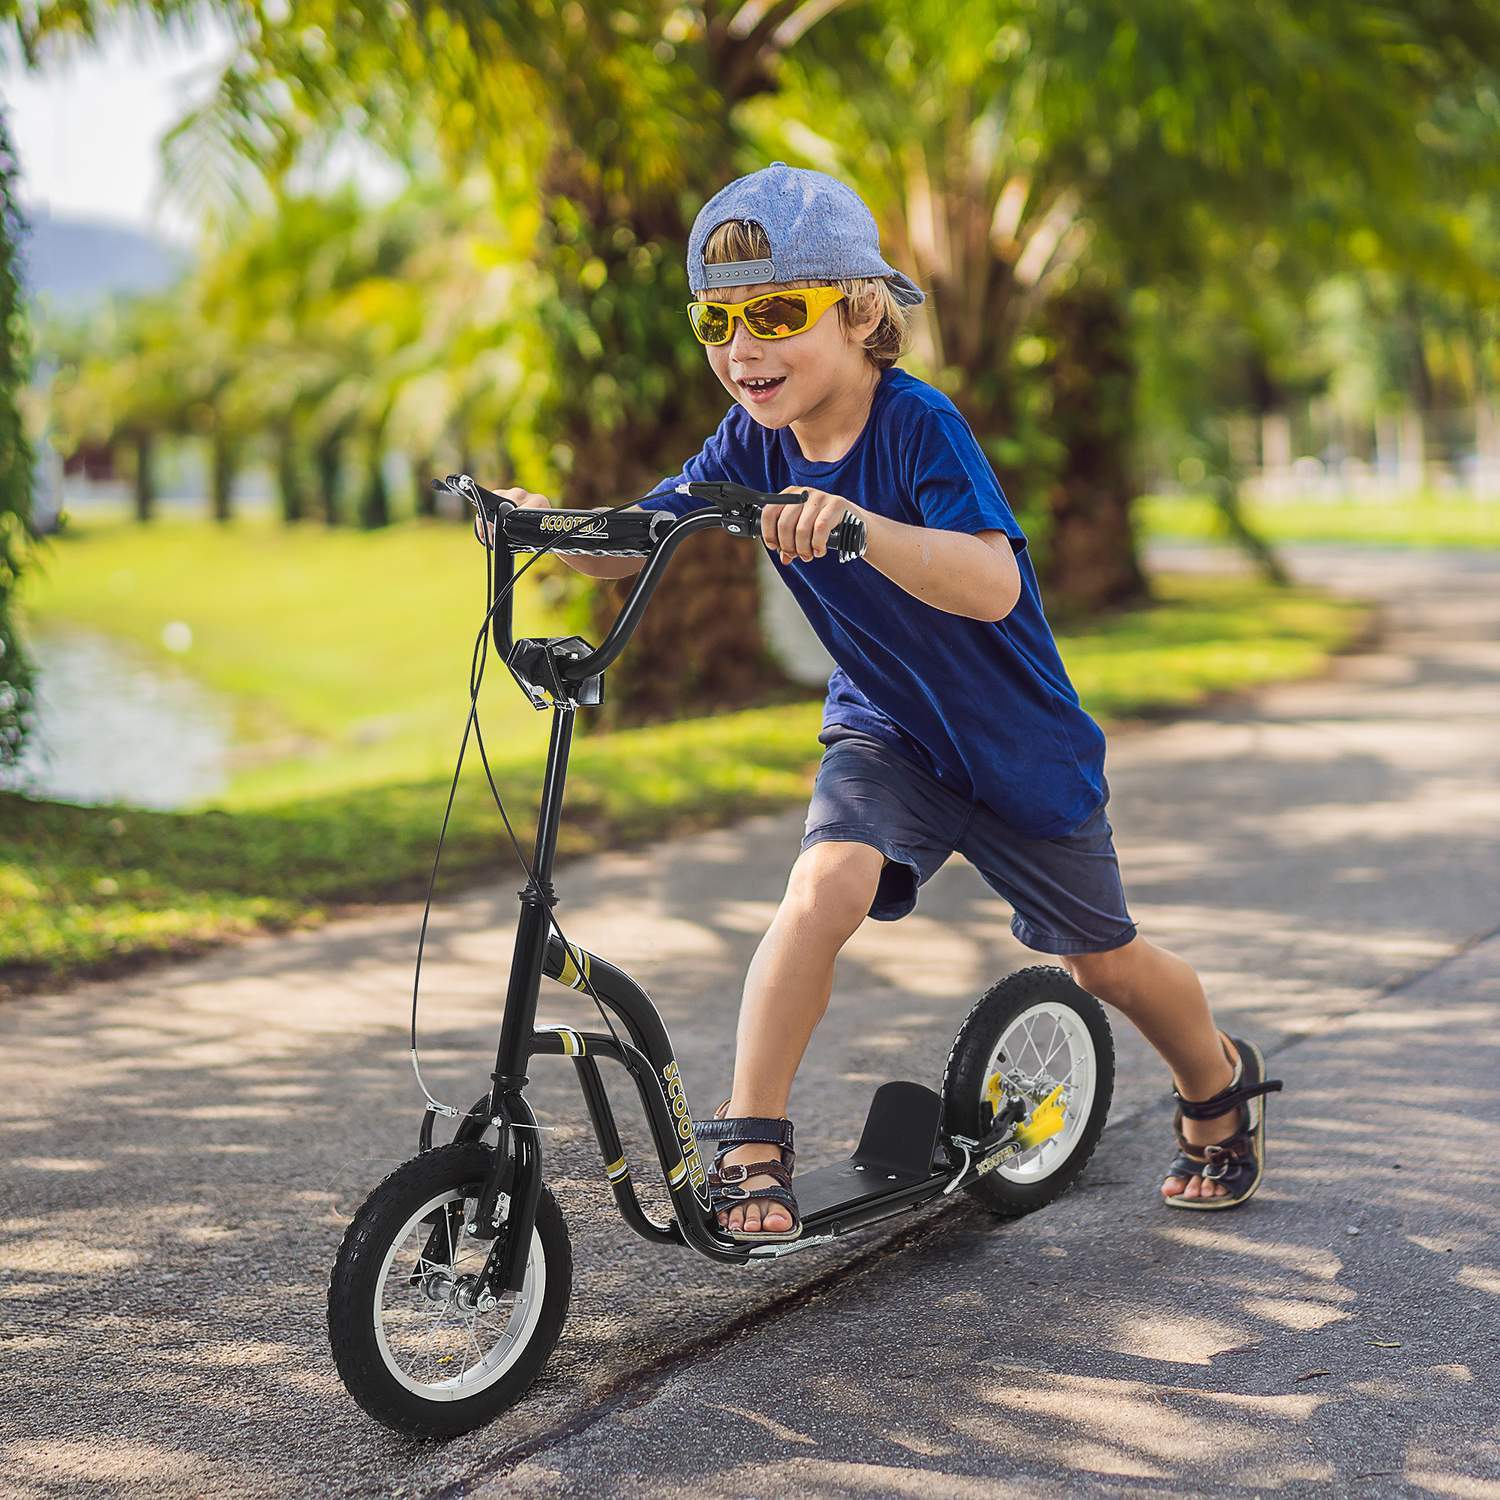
[801,731,1137,956]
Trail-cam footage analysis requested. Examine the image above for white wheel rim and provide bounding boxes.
[371,1187,546,1402]
[980,1001,1096,1182]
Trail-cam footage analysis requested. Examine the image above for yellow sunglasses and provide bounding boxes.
[686,286,846,345]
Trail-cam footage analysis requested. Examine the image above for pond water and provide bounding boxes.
[0,627,233,809]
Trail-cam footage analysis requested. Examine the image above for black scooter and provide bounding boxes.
[327,476,1115,1438]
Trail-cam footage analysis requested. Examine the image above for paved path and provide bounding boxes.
[3,547,1497,1498]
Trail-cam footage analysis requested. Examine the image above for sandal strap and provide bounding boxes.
[1172,1077,1282,1121]
[1201,1137,1254,1181]
[718,1183,799,1214]
[693,1115,795,1154]
[1165,1149,1209,1180]
[708,1159,794,1195]
[1164,1144,1257,1191]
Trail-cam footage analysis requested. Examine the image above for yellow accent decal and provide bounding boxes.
[661,1060,708,1192]
[1013,1085,1067,1150]
[554,945,592,992]
[538,1023,588,1056]
[604,1155,627,1176]
[668,1160,688,1188]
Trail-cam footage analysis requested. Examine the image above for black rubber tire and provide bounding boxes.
[327,1142,571,1438]
[942,965,1115,1219]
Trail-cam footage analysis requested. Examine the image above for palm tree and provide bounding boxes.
[0,105,35,767]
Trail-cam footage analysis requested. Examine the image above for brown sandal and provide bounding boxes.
[1163,1035,1283,1211]
[692,1100,802,1243]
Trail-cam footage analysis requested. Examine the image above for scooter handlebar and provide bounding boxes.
[440,474,868,565]
[432,472,869,683]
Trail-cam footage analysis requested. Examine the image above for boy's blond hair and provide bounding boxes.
[700,219,912,370]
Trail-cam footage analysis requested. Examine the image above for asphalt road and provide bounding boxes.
[2,546,1497,1498]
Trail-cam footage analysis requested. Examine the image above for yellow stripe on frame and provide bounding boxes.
[539,1024,585,1057]
[668,1160,688,1188]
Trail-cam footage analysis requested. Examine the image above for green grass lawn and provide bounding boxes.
[3,511,1369,992]
[16,512,578,804]
[1140,492,1500,549]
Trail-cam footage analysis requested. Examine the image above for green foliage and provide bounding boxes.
[0,107,36,767]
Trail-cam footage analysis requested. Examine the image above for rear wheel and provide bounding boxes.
[942,966,1115,1218]
[327,1142,571,1438]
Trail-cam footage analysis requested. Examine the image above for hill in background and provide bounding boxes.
[21,207,188,311]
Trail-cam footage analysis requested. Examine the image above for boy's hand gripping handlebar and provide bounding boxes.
[678,480,869,564]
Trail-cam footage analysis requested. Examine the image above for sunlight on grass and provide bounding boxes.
[1139,493,1500,549]
[17,512,575,797]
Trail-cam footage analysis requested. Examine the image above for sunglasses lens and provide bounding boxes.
[744,293,810,338]
[689,303,731,343]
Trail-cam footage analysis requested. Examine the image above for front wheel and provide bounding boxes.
[327,1142,571,1438]
[942,965,1115,1219]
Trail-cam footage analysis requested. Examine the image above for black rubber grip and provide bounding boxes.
[827,512,868,564]
[499,506,676,556]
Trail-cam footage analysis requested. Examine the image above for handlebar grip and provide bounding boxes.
[500,507,675,556]
[827,512,868,564]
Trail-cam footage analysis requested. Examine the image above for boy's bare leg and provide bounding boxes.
[717,840,884,1235]
[1061,936,1242,1201]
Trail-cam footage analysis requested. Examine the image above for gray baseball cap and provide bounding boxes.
[687,161,926,307]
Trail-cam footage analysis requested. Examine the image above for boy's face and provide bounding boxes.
[699,278,882,427]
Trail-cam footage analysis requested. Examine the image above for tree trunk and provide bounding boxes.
[360,445,390,529]
[210,431,236,524]
[132,431,155,523]
[315,437,344,525]
[414,455,438,518]
[275,427,306,523]
[534,131,792,731]
[1036,283,1147,614]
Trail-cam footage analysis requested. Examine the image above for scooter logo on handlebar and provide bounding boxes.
[540,513,609,536]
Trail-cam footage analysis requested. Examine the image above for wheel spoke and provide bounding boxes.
[977,1000,1099,1185]
[1039,1025,1069,1076]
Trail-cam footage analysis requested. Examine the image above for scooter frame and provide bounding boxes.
[439,480,1040,1294]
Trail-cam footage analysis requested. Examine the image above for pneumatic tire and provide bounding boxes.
[327,1142,571,1438]
[942,965,1115,1219]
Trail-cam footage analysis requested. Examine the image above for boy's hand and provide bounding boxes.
[472,486,550,547]
[763,486,869,565]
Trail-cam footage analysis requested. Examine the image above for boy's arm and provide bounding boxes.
[761,488,1021,622]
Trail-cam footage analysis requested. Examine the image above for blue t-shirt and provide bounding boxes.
[639,365,1107,838]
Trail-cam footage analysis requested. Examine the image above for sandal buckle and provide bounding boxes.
[715,1163,749,1184]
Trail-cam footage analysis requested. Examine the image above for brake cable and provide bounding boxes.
[408,484,692,1127]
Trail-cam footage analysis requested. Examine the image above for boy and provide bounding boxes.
[486,162,1280,1241]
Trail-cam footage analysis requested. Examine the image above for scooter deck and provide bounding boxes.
[791,1081,952,1238]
